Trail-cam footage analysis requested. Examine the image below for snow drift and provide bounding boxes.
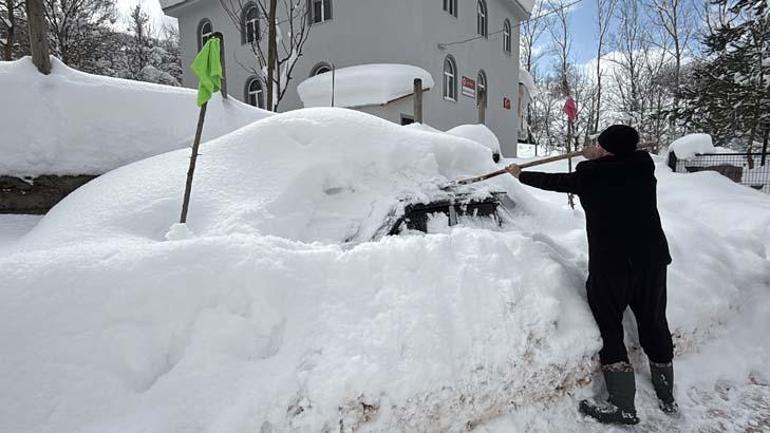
[1,108,769,432]
[0,57,270,176]
[447,124,502,158]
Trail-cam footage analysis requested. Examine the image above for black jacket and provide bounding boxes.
[519,151,672,271]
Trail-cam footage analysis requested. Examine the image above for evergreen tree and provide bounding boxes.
[679,0,769,152]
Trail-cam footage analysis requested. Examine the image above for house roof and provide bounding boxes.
[296,64,434,108]
[162,0,533,17]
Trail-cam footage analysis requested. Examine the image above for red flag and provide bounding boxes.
[563,96,577,122]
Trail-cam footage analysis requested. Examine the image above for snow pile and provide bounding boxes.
[19,108,498,247]
[1,111,769,432]
[669,133,716,159]
[297,64,433,108]
[0,57,270,176]
[447,124,502,156]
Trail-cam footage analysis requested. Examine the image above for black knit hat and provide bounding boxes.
[598,125,639,156]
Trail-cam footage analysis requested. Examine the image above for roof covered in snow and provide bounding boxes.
[159,0,189,10]
[297,64,434,109]
[514,0,535,14]
[518,69,537,95]
[669,133,716,159]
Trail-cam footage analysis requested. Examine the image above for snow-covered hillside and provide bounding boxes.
[0,57,270,177]
[0,108,769,432]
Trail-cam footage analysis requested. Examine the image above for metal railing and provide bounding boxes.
[668,152,770,193]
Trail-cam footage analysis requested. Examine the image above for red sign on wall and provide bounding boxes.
[462,76,476,98]
[503,97,512,110]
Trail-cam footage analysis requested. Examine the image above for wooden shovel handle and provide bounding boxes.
[447,150,584,187]
[517,150,584,169]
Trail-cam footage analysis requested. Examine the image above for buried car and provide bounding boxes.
[17,108,522,249]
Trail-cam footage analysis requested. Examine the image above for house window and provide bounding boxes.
[477,0,488,38]
[477,70,487,107]
[503,19,512,54]
[245,77,264,108]
[443,56,457,101]
[198,19,213,50]
[310,0,332,23]
[443,0,457,17]
[243,4,259,44]
[311,62,332,76]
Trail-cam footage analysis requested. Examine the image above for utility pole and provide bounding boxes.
[25,0,51,74]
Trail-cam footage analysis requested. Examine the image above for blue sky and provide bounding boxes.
[567,0,600,64]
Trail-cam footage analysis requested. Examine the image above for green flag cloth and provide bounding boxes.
[191,37,222,106]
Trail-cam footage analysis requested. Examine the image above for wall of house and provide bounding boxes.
[166,0,527,157]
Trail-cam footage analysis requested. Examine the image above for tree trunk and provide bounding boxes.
[266,0,277,111]
[25,0,51,74]
[3,0,15,60]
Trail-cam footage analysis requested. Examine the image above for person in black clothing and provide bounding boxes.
[506,125,677,425]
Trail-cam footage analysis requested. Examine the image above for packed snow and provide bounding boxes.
[297,64,433,108]
[0,57,270,177]
[1,108,769,432]
[669,133,716,159]
[447,124,502,157]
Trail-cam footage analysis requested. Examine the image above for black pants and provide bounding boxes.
[586,263,674,365]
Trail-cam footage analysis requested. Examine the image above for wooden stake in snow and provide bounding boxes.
[414,78,423,123]
[179,35,224,224]
[25,0,51,74]
[180,103,208,224]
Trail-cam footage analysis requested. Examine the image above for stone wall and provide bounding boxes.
[0,175,96,214]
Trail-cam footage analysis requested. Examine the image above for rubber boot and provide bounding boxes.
[579,362,639,425]
[650,361,678,414]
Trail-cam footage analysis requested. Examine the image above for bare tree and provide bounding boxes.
[126,4,151,78]
[42,0,116,68]
[520,2,552,75]
[1,0,25,60]
[594,0,617,133]
[643,0,697,133]
[548,0,577,208]
[220,0,311,111]
[608,0,648,130]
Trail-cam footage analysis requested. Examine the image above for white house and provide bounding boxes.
[161,0,533,157]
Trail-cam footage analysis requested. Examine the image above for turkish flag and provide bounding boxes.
[563,96,577,122]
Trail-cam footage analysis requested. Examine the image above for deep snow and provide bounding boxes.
[0,57,270,176]
[1,108,769,433]
[447,124,502,157]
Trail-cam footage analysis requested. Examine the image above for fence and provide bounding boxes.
[667,152,770,193]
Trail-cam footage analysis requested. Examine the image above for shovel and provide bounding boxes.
[441,150,584,190]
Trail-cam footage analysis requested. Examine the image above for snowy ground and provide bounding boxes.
[0,215,42,250]
[1,109,769,433]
